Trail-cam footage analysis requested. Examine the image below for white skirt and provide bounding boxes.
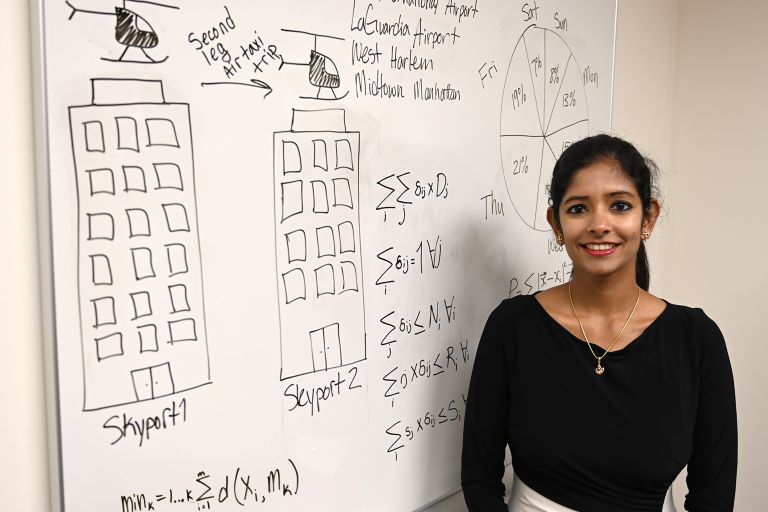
[508,474,677,512]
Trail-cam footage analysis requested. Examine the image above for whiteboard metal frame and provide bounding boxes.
[30,1,65,510]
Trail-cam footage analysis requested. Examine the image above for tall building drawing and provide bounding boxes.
[274,109,365,380]
[69,78,210,411]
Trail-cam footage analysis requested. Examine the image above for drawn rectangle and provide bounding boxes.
[309,327,325,371]
[332,178,353,208]
[90,254,113,285]
[131,367,152,401]
[138,324,159,353]
[282,140,302,173]
[87,213,114,240]
[146,118,180,147]
[335,139,354,171]
[71,83,212,411]
[131,247,156,280]
[87,168,115,195]
[313,139,328,171]
[162,203,190,232]
[316,226,335,258]
[95,332,123,361]
[83,121,105,152]
[169,284,190,313]
[126,209,151,237]
[282,268,306,304]
[116,117,139,151]
[311,180,329,213]
[153,162,184,190]
[130,291,152,319]
[91,296,116,328]
[285,230,306,263]
[166,243,188,276]
[281,180,304,221]
[324,323,342,368]
[123,165,147,192]
[314,263,335,296]
[338,221,355,253]
[168,318,197,342]
[340,261,359,293]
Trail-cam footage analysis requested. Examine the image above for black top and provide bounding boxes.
[461,295,737,512]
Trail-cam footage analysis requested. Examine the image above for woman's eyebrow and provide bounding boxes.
[563,190,634,204]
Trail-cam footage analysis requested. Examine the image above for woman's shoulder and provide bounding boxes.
[492,294,541,318]
[656,300,728,358]
[658,300,722,332]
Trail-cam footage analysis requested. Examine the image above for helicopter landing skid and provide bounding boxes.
[300,91,350,101]
[101,55,169,64]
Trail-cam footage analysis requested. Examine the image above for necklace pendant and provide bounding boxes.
[595,363,605,375]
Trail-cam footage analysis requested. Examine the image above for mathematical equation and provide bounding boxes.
[375,236,443,293]
[382,340,470,406]
[378,296,458,357]
[385,395,466,461]
[376,171,449,225]
[508,261,573,297]
[119,460,299,511]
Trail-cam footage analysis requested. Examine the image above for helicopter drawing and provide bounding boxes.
[281,29,348,101]
[65,0,179,64]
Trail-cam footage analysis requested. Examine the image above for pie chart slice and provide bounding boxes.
[501,135,546,229]
[522,27,546,130]
[544,118,589,162]
[501,29,545,137]
[545,54,589,137]
[541,31,573,135]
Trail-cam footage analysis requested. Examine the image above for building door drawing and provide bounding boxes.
[273,109,365,380]
[131,362,175,401]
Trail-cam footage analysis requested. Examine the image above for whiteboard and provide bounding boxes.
[32,0,616,510]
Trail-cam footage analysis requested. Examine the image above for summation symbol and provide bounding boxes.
[499,25,590,231]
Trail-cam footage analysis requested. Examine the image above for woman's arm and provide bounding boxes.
[462,304,511,512]
[684,311,737,511]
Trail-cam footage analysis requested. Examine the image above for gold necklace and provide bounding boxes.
[567,282,641,375]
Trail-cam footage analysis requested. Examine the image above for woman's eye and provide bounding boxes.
[612,201,632,212]
[566,204,587,215]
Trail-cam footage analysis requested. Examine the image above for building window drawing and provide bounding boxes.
[274,109,365,380]
[86,168,115,196]
[70,78,210,411]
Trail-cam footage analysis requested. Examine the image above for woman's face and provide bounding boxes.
[547,159,659,282]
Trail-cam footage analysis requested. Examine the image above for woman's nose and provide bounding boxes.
[588,210,611,235]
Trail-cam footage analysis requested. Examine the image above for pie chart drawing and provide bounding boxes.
[500,25,590,231]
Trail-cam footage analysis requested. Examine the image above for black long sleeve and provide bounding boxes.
[684,312,737,511]
[461,305,510,511]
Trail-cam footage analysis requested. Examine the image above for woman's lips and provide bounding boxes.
[581,243,618,256]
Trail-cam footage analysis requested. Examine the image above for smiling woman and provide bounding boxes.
[462,135,738,512]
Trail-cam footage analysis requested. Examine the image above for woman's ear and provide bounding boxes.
[546,207,562,242]
[643,199,661,236]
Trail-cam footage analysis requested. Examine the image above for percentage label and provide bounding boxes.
[510,83,527,110]
[562,90,575,108]
[531,55,542,77]
[512,155,529,175]
[549,65,560,84]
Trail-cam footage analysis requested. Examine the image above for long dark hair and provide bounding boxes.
[548,134,659,291]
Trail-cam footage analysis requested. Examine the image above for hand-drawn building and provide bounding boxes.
[69,78,210,410]
[274,109,366,380]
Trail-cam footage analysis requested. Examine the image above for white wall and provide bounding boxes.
[663,0,768,510]
[3,0,762,510]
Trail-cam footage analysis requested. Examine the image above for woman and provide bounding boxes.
[461,135,737,511]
